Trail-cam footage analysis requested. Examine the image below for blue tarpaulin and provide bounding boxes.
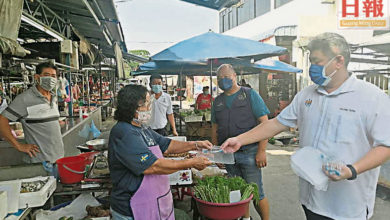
[151,32,287,62]
[180,0,240,10]
[254,59,302,73]
[132,58,302,76]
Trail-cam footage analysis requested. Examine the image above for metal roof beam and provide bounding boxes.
[353,68,390,74]
[350,57,390,65]
[81,0,112,46]
[92,0,106,20]
[123,53,149,63]
[22,0,68,40]
[44,2,88,15]
[21,13,65,41]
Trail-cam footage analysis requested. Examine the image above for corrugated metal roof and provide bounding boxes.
[180,0,240,10]
[43,0,126,56]
[256,25,297,41]
[359,33,390,56]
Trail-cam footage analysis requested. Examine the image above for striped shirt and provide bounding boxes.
[2,86,64,163]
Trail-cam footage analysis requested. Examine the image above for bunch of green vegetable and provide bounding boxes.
[180,109,212,118]
[180,110,192,117]
[194,176,259,205]
[268,137,276,144]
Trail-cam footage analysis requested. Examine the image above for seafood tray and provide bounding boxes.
[20,177,50,193]
[19,176,56,209]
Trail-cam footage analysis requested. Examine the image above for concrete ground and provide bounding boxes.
[247,144,390,220]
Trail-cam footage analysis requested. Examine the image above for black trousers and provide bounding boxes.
[153,128,168,136]
[302,205,334,220]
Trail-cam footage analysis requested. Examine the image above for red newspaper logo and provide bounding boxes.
[339,0,388,29]
[362,0,384,17]
[342,0,359,17]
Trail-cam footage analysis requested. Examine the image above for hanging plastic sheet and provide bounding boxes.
[0,36,29,57]
[0,0,23,40]
[114,42,125,78]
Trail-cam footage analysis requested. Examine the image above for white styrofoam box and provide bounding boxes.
[91,217,110,220]
[60,40,73,54]
[179,108,194,112]
[0,191,8,219]
[184,115,203,122]
[19,176,56,209]
[167,136,187,142]
[169,169,192,186]
[0,180,21,213]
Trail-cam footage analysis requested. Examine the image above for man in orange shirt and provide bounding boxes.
[196,86,212,110]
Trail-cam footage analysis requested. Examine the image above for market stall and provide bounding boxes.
[1,127,268,220]
[178,109,212,139]
[0,0,130,218]
[0,134,112,220]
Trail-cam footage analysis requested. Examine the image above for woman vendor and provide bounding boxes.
[108,84,212,220]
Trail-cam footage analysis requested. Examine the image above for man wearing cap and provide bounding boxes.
[195,86,212,110]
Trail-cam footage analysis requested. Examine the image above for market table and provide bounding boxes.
[50,181,112,208]
[98,100,111,121]
[4,208,33,220]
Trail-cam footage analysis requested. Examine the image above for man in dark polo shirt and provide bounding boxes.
[0,62,64,165]
[211,64,270,220]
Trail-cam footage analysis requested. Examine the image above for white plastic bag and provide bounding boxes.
[78,123,90,138]
[290,146,329,191]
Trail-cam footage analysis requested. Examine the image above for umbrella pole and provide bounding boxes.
[179,66,183,135]
[210,59,213,102]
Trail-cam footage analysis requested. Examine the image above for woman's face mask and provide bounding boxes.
[134,110,152,125]
[134,96,152,125]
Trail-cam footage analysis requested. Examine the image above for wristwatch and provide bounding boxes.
[346,164,357,180]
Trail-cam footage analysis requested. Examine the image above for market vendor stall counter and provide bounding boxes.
[176,109,212,140]
[0,107,102,180]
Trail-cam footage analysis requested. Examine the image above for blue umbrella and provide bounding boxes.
[151,31,287,62]
[133,58,245,75]
[132,59,301,76]
[136,60,208,73]
[254,59,302,73]
[145,32,288,134]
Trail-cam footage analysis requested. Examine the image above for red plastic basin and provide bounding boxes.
[79,152,98,165]
[193,194,253,220]
[57,156,87,184]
